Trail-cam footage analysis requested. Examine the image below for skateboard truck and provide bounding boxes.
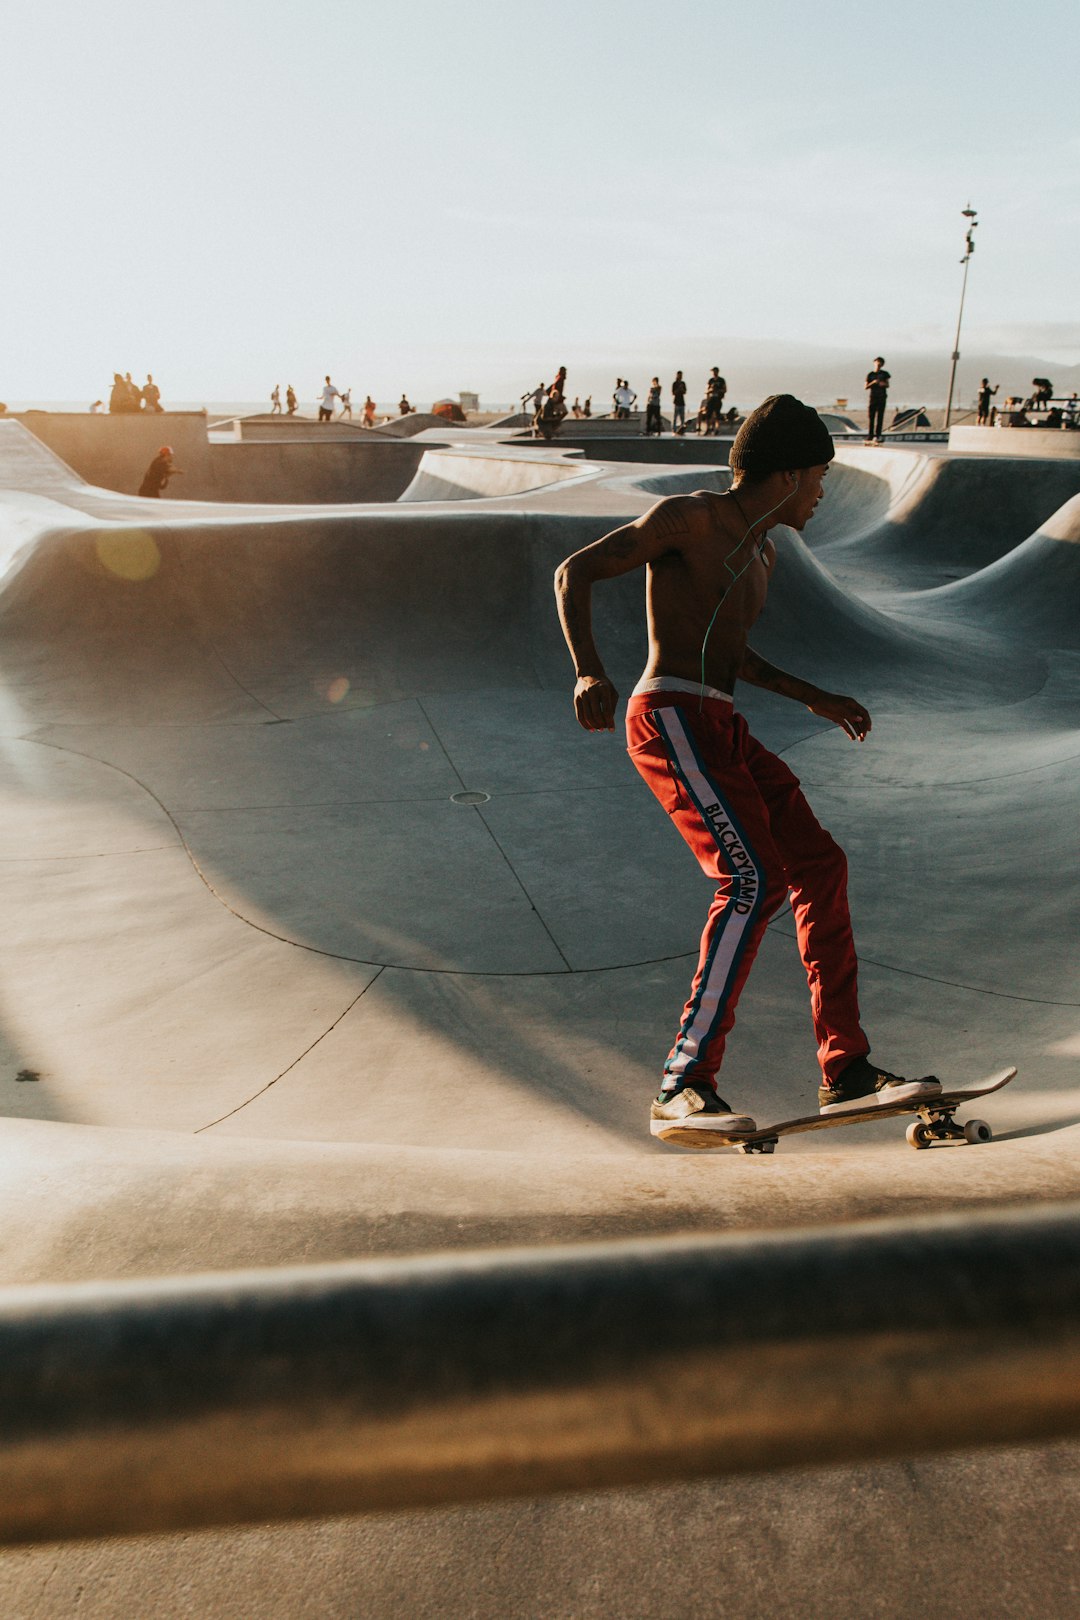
[904,1104,993,1150]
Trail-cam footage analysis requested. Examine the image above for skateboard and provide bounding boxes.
[666,1068,1017,1154]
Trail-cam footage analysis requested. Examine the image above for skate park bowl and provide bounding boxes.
[1,414,1080,1614]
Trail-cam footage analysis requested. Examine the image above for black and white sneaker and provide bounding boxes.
[819,1055,941,1116]
[650,1083,756,1147]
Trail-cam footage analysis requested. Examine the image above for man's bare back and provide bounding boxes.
[554,463,871,742]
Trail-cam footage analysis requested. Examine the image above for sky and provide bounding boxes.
[0,0,1077,407]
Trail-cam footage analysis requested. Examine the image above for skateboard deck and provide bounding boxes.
[663,1068,1017,1153]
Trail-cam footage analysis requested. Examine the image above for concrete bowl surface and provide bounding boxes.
[1,418,1079,1616]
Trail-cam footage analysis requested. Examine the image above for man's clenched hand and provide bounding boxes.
[574,674,619,732]
[808,691,871,741]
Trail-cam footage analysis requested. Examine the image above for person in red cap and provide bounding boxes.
[554,393,941,1146]
[138,446,182,498]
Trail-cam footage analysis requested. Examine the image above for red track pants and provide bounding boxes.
[626,689,869,1089]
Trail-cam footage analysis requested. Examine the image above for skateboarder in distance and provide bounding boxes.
[554,393,941,1146]
[865,358,890,443]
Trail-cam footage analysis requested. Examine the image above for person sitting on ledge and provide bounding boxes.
[138,446,182,498]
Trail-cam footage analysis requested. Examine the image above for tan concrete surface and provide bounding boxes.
[1,416,1079,1614]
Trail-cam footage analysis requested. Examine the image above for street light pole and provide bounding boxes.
[944,204,978,431]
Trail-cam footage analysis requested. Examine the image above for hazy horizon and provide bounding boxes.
[1,1,1077,406]
[5,336,1077,418]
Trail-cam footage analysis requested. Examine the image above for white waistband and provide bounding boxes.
[632,676,733,702]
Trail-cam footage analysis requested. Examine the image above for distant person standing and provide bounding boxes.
[109,372,132,413]
[550,365,568,401]
[319,376,340,423]
[399,394,413,415]
[339,387,353,419]
[614,379,636,420]
[976,378,998,426]
[142,374,162,413]
[704,369,726,434]
[270,384,282,414]
[138,445,182,497]
[363,394,377,427]
[286,384,298,415]
[124,372,143,411]
[643,377,663,436]
[571,396,583,419]
[864,357,890,444]
[671,370,687,434]
[582,396,592,418]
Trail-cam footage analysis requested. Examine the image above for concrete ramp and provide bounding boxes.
[398,447,595,501]
[907,490,1080,648]
[818,446,1080,588]
[1,427,1080,1613]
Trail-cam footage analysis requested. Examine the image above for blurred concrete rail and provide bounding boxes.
[3,1201,1080,1546]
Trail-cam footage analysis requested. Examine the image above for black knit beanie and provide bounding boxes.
[729,394,834,473]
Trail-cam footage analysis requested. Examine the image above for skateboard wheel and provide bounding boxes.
[906,1120,932,1150]
[963,1118,993,1145]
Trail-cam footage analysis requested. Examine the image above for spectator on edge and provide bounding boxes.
[864,358,890,444]
[672,370,687,434]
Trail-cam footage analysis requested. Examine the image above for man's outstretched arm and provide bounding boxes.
[739,647,871,741]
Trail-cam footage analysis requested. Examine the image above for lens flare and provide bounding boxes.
[95,529,161,581]
[327,677,350,704]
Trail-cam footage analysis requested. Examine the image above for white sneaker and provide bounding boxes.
[650,1084,756,1147]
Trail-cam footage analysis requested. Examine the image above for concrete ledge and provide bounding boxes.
[949,425,1080,458]
[4,1201,1080,1544]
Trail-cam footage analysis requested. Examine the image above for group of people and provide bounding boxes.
[992,380,1080,430]
[614,369,734,436]
[103,372,163,414]
[526,366,739,440]
[270,382,413,426]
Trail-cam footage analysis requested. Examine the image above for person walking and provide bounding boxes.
[318,376,341,422]
[363,394,377,427]
[339,387,353,419]
[643,377,663,436]
[672,370,687,434]
[270,384,282,414]
[864,358,890,444]
[138,445,182,497]
[286,384,297,415]
[554,393,941,1146]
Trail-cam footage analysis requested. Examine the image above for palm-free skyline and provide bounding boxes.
[1,0,1077,406]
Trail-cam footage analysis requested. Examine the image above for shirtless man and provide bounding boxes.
[554,393,941,1147]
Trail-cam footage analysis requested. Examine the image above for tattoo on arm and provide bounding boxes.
[647,500,692,544]
[739,648,818,704]
[599,527,643,560]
